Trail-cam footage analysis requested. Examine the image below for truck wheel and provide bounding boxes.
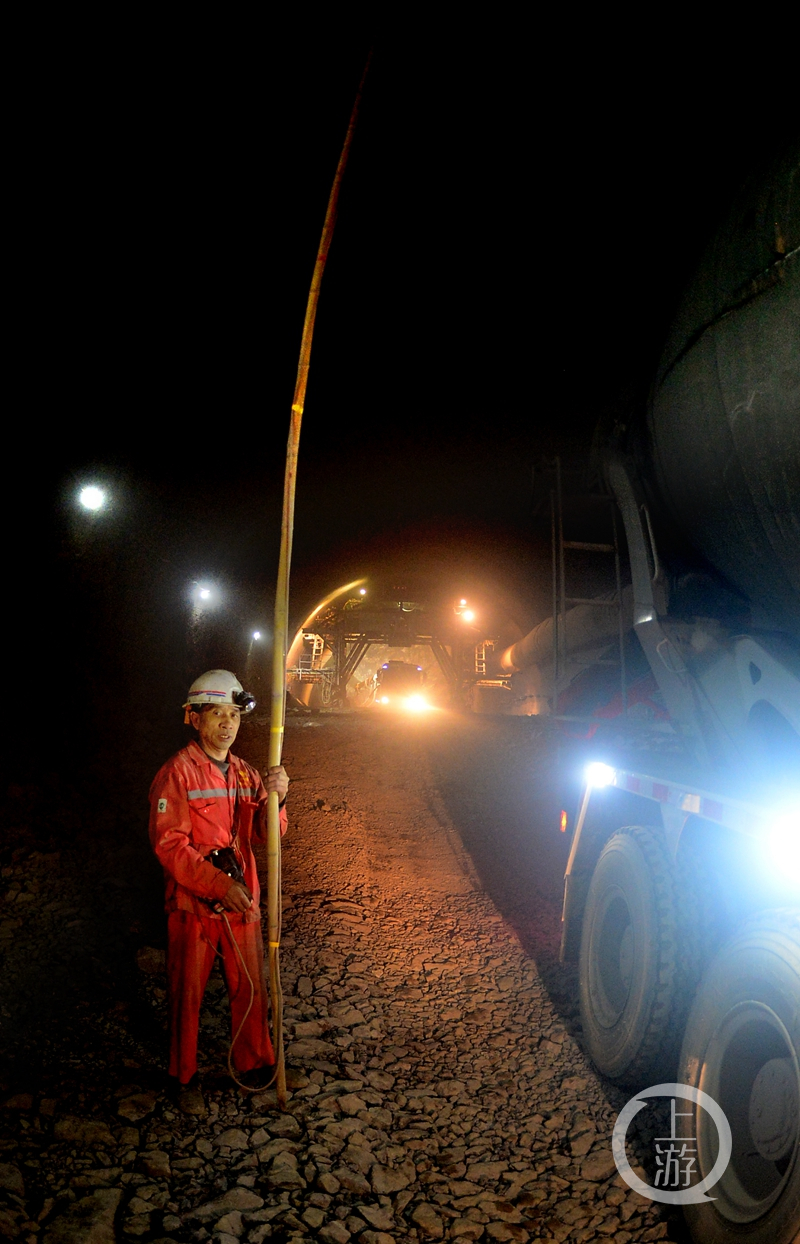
[578,825,679,1085]
[677,909,800,1244]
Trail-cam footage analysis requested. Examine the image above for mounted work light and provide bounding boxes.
[586,761,616,788]
[768,808,800,885]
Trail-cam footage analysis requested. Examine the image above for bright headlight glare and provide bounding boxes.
[586,762,616,788]
[768,810,800,883]
[405,695,428,712]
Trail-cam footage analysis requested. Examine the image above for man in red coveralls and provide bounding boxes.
[149,670,289,1091]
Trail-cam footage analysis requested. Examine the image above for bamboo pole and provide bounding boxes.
[266,54,371,1109]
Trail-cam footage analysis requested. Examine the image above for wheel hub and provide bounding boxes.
[697,1001,800,1223]
[595,892,633,1025]
[749,1056,799,1164]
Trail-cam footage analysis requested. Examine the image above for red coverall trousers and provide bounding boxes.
[166,908,274,1085]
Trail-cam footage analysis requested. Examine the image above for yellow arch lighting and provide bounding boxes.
[286,578,368,670]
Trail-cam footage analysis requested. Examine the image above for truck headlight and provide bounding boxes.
[405,695,428,712]
[586,761,616,788]
[768,809,800,884]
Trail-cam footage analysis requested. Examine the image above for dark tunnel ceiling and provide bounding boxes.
[12,27,798,715]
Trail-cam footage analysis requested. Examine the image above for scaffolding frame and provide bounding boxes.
[550,456,627,720]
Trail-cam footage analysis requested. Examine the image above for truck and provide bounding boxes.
[373,659,427,707]
[501,141,799,1243]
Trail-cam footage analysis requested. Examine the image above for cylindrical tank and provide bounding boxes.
[500,589,632,673]
[643,142,800,639]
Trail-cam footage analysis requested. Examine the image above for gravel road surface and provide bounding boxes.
[0,709,689,1242]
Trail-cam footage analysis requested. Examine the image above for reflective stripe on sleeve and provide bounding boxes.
[187,787,256,800]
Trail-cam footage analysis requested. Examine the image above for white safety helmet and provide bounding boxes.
[183,670,256,718]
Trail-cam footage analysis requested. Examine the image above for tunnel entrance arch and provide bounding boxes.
[286,580,511,710]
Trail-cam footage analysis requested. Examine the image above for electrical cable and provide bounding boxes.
[220,912,278,1095]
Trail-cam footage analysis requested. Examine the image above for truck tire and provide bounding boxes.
[578,825,680,1085]
[677,909,800,1244]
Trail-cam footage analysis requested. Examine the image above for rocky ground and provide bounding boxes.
[0,710,690,1243]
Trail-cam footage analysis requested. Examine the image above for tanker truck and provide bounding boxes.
[503,142,799,1243]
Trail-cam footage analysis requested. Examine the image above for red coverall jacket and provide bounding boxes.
[148,740,287,920]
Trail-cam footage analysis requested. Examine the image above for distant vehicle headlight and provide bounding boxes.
[768,808,800,885]
[379,695,389,705]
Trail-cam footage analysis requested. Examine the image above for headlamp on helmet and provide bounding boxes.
[232,688,257,713]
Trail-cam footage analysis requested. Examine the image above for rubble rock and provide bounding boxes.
[325,1118,364,1142]
[53,1116,115,1147]
[485,1224,529,1242]
[189,1187,265,1220]
[0,1163,24,1196]
[411,1201,445,1238]
[41,1187,122,1244]
[293,1019,328,1037]
[370,1163,411,1194]
[467,1161,509,1183]
[264,1112,302,1138]
[357,1204,395,1230]
[333,1166,371,1194]
[135,947,166,975]
[569,1112,596,1157]
[318,1221,351,1243]
[337,1092,366,1115]
[122,1212,151,1237]
[214,1127,249,1149]
[265,1151,306,1190]
[310,1174,336,1197]
[177,1085,206,1117]
[117,1091,157,1122]
[286,1037,336,1059]
[328,1006,366,1027]
[435,1079,465,1097]
[2,1093,33,1110]
[365,1071,395,1091]
[215,1209,244,1235]
[138,1150,171,1179]
[249,1088,282,1111]
[255,1136,298,1163]
[581,1151,618,1182]
[451,1221,485,1239]
[0,1208,23,1238]
[71,1167,122,1188]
